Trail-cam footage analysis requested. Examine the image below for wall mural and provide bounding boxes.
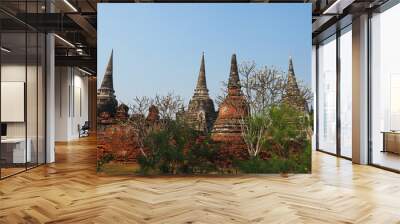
[97,4,312,175]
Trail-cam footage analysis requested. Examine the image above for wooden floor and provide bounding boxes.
[372,150,400,171]
[1,137,400,224]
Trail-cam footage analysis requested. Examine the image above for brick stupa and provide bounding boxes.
[211,54,249,143]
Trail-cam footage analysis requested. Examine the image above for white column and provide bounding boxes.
[352,14,369,164]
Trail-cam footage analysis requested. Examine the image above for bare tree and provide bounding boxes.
[239,63,286,157]
[129,96,152,157]
[240,111,269,157]
[216,61,287,115]
[239,61,257,107]
[130,96,152,117]
[153,92,184,127]
[125,93,187,158]
[296,80,313,109]
[215,83,228,107]
[246,65,286,114]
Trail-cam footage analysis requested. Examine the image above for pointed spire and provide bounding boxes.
[287,56,298,87]
[195,52,207,91]
[288,56,295,77]
[284,56,308,112]
[200,51,205,71]
[100,50,114,91]
[194,52,209,97]
[285,56,300,98]
[228,53,241,91]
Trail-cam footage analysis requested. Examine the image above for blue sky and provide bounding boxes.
[98,4,311,104]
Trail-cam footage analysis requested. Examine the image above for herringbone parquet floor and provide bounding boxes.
[1,136,400,224]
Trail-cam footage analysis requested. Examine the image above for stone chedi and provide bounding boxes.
[180,53,217,133]
[146,105,160,124]
[282,57,309,112]
[115,103,129,121]
[97,50,118,116]
[211,54,249,142]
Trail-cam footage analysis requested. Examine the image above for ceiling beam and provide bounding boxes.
[55,55,96,72]
[323,0,356,14]
[67,13,97,45]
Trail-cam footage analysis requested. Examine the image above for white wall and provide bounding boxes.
[55,67,89,141]
[55,66,69,140]
[72,72,89,138]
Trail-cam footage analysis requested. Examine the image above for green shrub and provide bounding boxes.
[136,103,312,175]
[97,153,115,172]
[183,137,219,174]
[236,143,311,174]
[264,104,310,159]
[137,120,219,175]
[235,157,270,173]
[236,103,311,174]
[291,142,311,173]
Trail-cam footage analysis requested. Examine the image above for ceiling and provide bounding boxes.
[0,0,97,74]
[0,0,393,75]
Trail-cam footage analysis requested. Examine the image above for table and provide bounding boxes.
[1,138,31,164]
[381,131,400,154]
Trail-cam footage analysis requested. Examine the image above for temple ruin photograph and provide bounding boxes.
[97,4,312,175]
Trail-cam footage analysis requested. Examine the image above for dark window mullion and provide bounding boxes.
[36,0,39,167]
[316,45,320,151]
[0,25,2,179]
[336,29,341,157]
[44,0,48,165]
[25,0,28,171]
[367,11,373,165]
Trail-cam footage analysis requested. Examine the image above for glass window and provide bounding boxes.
[339,26,352,158]
[1,31,28,178]
[318,35,337,154]
[0,1,46,179]
[371,3,400,171]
